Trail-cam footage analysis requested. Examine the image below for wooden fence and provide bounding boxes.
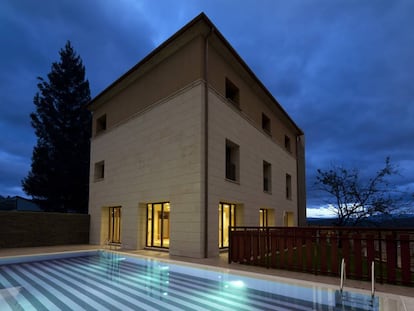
[229,227,414,286]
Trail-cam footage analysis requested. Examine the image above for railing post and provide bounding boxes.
[371,261,375,297]
[228,225,231,264]
[378,230,383,284]
[340,258,346,292]
[266,226,270,269]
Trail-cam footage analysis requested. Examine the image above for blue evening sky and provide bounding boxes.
[1,0,413,217]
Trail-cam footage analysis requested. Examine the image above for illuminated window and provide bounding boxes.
[146,202,170,248]
[225,139,239,182]
[219,203,236,248]
[94,161,105,181]
[225,78,240,108]
[284,211,294,227]
[263,161,271,193]
[286,174,292,200]
[96,114,107,134]
[108,206,121,243]
[259,209,268,227]
[262,113,271,135]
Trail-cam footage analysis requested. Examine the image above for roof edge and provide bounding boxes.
[89,12,303,135]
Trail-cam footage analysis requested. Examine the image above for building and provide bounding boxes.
[88,13,305,258]
[0,196,42,212]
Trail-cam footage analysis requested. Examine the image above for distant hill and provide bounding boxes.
[307,214,414,228]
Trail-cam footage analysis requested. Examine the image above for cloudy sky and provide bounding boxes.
[1,0,413,216]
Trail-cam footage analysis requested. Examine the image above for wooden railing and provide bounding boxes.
[228,227,414,286]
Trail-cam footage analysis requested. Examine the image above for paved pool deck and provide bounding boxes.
[0,244,412,301]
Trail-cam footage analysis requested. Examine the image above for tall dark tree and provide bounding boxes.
[23,41,91,213]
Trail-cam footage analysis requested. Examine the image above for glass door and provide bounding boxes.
[147,202,170,248]
[219,203,236,248]
[259,208,268,227]
[109,206,121,243]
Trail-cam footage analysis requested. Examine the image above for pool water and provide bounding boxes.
[0,251,380,310]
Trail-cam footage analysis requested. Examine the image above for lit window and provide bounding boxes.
[225,139,240,182]
[284,211,294,227]
[285,135,291,152]
[219,203,236,248]
[96,114,107,134]
[94,161,105,181]
[225,78,240,108]
[262,113,271,135]
[286,174,292,200]
[263,161,271,193]
[259,209,268,227]
[146,202,170,248]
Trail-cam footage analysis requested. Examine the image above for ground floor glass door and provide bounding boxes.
[109,206,121,243]
[219,203,236,248]
[147,202,170,248]
[259,208,268,227]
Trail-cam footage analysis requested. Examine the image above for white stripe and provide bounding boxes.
[29,262,112,311]
[72,257,229,310]
[0,273,32,311]
[50,258,161,311]
[1,266,61,311]
[77,257,252,311]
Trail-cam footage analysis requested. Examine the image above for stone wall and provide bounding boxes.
[0,211,89,248]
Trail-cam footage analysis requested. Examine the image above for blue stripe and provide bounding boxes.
[0,266,48,311]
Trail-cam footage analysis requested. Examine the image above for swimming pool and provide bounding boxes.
[0,250,407,310]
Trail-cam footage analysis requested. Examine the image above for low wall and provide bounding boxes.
[0,211,90,248]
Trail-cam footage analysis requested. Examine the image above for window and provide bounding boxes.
[285,135,291,152]
[219,203,236,248]
[262,113,271,135]
[225,139,239,182]
[94,161,105,181]
[146,202,170,248]
[108,207,121,244]
[286,174,292,200]
[225,78,240,108]
[263,161,272,193]
[259,209,268,227]
[284,211,294,227]
[96,114,107,134]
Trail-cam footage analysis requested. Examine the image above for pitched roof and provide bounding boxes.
[90,12,303,135]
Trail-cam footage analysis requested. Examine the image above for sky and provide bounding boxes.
[1,0,413,217]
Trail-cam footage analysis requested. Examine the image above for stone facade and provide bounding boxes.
[89,13,305,258]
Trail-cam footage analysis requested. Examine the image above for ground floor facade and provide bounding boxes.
[97,201,297,253]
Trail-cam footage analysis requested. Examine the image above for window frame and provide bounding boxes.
[219,202,236,248]
[262,113,271,135]
[286,173,292,200]
[94,161,105,181]
[284,135,291,152]
[225,78,240,109]
[225,139,240,182]
[259,208,268,227]
[146,202,170,249]
[263,161,272,193]
[95,114,107,135]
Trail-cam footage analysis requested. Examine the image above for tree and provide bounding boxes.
[22,41,91,213]
[315,157,404,226]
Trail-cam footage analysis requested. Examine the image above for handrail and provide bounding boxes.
[340,258,346,292]
[371,261,375,297]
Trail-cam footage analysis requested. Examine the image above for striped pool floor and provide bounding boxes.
[0,252,378,311]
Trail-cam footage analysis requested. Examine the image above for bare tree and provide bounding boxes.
[315,157,405,226]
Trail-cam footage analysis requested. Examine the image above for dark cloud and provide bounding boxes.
[1,0,413,214]
[0,0,155,196]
